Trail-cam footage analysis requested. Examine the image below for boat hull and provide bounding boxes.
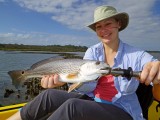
[0,103,26,120]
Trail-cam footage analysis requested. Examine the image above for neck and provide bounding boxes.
[103,39,119,67]
[103,39,119,53]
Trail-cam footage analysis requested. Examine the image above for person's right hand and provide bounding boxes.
[41,74,65,88]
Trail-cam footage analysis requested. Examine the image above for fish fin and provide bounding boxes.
[66,73,78,79]
[31,57,64,69]
[68,82,83,93]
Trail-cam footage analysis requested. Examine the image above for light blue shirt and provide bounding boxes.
[77,40,156,120]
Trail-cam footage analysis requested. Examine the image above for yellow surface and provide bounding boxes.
[148,100,160,120]
[0,103,26,120]
[0,101,160,120]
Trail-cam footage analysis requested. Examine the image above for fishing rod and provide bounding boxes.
[107,67,141,80]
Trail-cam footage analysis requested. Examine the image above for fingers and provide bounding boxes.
[54,74,66,86]
[153,67,160,84]
[41,74,65,88]
[48,75,56,88]
[41,75,55,88]
[53,74,59,84]
[140,61,160,85]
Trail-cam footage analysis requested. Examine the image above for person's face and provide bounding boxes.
[95,18,120,44]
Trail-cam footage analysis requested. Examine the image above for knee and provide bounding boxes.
[61,98,83,120]
[42,89,57,97]
[64,98,80,109]
[66,98,79,103]
[35,89,57,103]
[43,88,55,94]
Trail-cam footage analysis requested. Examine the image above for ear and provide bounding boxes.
[117,20,122,29]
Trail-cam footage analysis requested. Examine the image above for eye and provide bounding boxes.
[95,61,100,65]
[95,26,101,30]
[21,71,25,74]
[104,22,112,27]
[105,23,111,26]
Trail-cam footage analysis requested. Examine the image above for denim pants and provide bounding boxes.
[20,89,133,120]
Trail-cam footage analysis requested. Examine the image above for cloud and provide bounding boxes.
[0,33,32,44]
[1,0,160,50]
[12,0,99,29]
[12,0,160,30]
[116,0,160,50]
[0,32,98,46]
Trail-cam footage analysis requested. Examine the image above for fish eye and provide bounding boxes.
[95,61,100,65]
[21,71,25,74]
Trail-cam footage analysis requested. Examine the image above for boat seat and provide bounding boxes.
[136,83,154,120]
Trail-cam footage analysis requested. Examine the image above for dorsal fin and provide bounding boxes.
[30,56,64,69]
[68,82,83,93]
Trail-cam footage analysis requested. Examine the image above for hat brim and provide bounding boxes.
[87,12,129,32]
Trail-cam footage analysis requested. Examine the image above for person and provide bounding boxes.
[7,5,160,120]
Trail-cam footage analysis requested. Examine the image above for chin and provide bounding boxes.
[102,39,111,43]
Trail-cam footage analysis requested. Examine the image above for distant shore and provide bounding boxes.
[1,43,160,53]
[0,44,88,52]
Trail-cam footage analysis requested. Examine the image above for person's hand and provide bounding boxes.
[140,61,160,85]
[41,74,65,88]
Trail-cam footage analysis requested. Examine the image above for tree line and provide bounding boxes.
[0,44,88,52]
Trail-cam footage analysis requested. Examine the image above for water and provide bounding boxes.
[148,51,160,60]
[0,51,84,106]
[0,51,159,106]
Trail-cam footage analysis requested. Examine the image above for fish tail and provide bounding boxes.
[8,70,26,88]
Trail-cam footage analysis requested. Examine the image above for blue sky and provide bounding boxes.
[0,0,160,51]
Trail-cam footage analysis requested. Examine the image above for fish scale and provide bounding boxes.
[8,58,110,91]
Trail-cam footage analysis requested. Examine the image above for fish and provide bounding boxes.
[8,58,110,92]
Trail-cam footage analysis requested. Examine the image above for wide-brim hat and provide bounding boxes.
[87,5,129,32]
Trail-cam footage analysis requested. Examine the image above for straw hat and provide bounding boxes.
[87,5,129,31]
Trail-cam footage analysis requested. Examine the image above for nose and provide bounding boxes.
[101,26,110,32]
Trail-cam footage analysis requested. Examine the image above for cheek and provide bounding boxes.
[96,31,102,37]
[95,30,98,34]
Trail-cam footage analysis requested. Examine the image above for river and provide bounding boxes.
[0,51,84,106]
[0,51,159,106]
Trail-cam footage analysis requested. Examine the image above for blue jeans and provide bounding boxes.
[20,89,133,120]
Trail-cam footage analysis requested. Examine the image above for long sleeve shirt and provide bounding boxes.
[77,40,156,120]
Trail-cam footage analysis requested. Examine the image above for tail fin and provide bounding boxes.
[8,70,26,88]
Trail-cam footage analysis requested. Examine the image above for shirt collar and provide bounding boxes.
[115,40,124,61]
[95,40,124,62]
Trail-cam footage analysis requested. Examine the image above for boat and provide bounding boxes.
[0,103,26,120]
[148,100,160,120]
[0,83,160,120]
[0,100,159,120]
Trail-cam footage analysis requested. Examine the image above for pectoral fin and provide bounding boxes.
[68,82,83,93]
[66,73,78,79]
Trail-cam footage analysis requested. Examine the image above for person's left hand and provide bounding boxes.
[140,61,160,85]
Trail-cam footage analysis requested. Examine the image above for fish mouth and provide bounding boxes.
[100,67,111,70]
[99,67,111,75]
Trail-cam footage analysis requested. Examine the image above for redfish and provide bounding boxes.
[8,58,109,92]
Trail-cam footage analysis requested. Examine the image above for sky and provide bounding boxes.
[0,0,160,51]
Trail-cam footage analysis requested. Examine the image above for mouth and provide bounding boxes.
[99,67,111,74]
[100,67,111,70]
[102,33,111,38]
